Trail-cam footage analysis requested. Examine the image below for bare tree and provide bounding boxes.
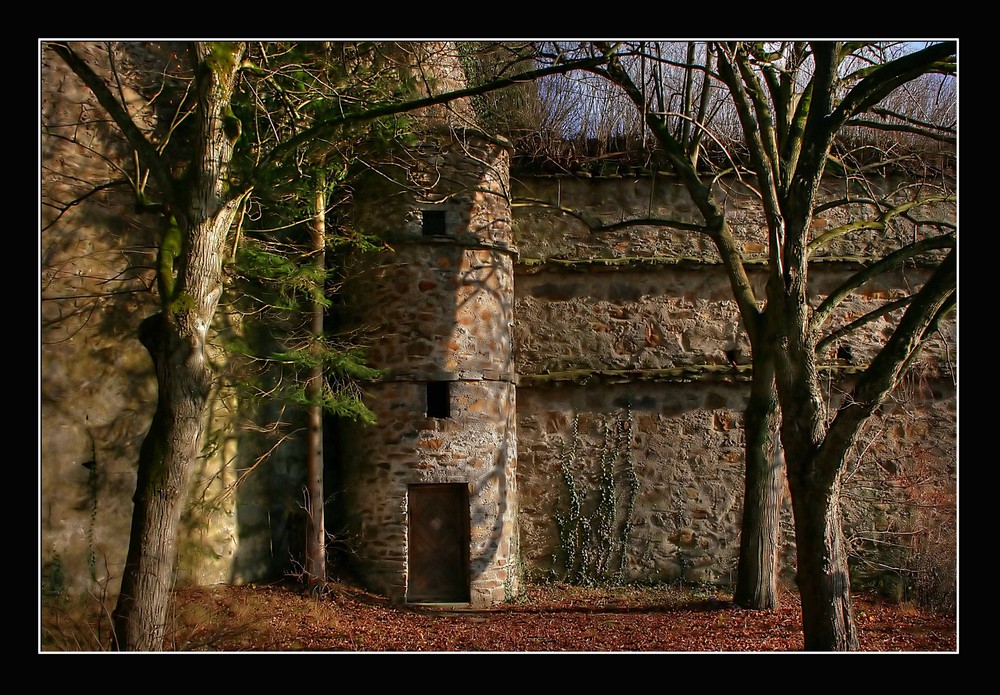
[569,40,955,650]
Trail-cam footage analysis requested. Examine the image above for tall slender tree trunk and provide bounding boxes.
[733,350,782,609]
[111,42,245,651]
[111,211,242,649]
[304,173,327,583]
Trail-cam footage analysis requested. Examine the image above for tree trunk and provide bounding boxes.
[304,174,327,583]
[772,289,859,650]
[787,461,859,651]
[112,309,215,649]
[733,351,782,609]
[772,338,859,649]
[110,42,245,651]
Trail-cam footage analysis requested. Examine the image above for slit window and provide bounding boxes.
[426,381,451,419]
[422,209,447,237]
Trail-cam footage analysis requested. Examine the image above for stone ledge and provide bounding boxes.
[518,363,876,386]
[373,370,518,384]
[517,255,945,272]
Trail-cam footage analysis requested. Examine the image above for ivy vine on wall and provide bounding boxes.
[550,405,638,585]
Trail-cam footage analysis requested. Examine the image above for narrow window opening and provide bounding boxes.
[426,381,451,419]
[422,209,447,237]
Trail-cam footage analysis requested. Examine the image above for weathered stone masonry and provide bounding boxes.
[510,174,956,591]
[338,127,520,606]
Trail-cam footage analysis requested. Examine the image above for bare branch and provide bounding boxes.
[810,232,954,333]
[47,42,181,214]
[808,194,955,253]
[844,118,956,145]
[255,53,611,178]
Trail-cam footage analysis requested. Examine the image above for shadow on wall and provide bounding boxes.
[468,384,515,585]
[41,91,161,595]
[516,379,760,587]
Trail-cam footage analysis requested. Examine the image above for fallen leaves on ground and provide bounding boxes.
[139,580,955,653]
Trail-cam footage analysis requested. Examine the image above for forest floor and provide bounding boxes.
[40,578,957,653]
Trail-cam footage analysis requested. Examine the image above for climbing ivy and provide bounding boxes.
[551,405,638,585]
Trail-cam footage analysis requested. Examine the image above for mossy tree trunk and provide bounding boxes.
[751,42,956,650]
[110,43,246,651]
[592,49,786,612]
[772,244,955,650]
[113,211,242,649]
[49,41,249,651]
[787,464,858,650]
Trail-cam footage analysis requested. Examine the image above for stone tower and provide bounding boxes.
[339,44,519,605]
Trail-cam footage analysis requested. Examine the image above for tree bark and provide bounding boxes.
[110,42,246,651]
[733,350,782,609]
[787,459,859,651]
[112,305,217,649]
[591,39,954,651]
[304,174,327,583]
[593,56,788,610]
[768,226,860,649]
[783,248,954,651]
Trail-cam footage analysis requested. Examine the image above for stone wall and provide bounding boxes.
[338,104,521,604]
[513,173,953,262]
[510,173,956,594]
[518,380,758,585]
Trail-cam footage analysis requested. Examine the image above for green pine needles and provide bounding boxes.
[221,42,427,437]
[237,240,328,311]
[230,234,382,425]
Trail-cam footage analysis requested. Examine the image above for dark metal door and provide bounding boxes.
[407,484,470,603]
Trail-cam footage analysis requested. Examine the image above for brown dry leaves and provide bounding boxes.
[158,581,956,653]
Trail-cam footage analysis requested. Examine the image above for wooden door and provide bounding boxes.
[407,484,470,603]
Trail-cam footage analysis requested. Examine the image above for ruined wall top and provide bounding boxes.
[513,173,955,266]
